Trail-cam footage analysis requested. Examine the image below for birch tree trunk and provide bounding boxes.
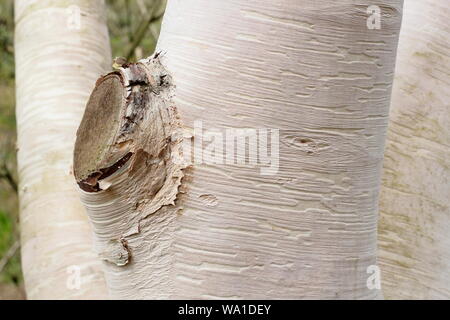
[15,0,111,299]
[378,0,450,299]
[74,0,403,299]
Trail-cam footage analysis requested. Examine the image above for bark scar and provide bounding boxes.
[74,52,189,268]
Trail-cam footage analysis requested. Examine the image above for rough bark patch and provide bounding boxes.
[73,53,188,266]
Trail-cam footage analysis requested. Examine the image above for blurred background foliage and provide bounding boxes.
[0,0,165,299]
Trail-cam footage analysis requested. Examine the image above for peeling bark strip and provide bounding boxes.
[73,53,187,269]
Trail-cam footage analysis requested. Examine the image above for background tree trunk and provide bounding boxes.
[15,0,111,299]
[378,0,450,299]
[75,0,404,299]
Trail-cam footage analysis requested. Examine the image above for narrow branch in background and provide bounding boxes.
[125,1,164,60]
[0,163,18,193]
[136,0,148,16]
[0,240,20,274]
[125,0,133,44]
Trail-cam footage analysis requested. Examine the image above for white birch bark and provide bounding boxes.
[15,0,111,299]
[75,0,403,299]
[378,0,450,299]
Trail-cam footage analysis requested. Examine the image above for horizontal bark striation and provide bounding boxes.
[154,0,403,299]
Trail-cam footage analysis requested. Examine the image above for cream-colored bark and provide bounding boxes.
[75,0,403,299]
[379,0,450,299]
[15,0,111,299]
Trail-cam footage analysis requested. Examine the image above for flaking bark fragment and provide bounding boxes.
[99,238,131,267]
[78,152,133,192]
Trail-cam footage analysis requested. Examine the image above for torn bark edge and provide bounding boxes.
[99,237,131,267]
[78,152,133,192]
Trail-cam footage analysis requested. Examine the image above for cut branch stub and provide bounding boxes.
[73,53,187,267]
[74,53,185,193]
[73,73,126,191]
